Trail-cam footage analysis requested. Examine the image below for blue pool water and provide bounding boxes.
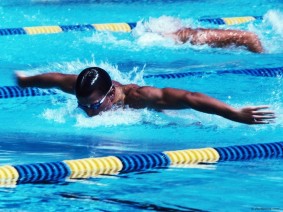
[0,0,283,211]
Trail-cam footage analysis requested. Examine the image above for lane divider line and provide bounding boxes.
[1,141,282,187]
[0,16,263,37]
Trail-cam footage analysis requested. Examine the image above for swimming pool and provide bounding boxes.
[1,0,283,211]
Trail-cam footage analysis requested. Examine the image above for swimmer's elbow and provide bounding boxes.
[247,32,264,53]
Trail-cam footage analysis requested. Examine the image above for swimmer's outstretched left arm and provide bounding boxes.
[133,86,275,124]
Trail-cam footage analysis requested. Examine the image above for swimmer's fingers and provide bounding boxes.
[253,115,276,120]
[252,110,275,115]
[250,106,276,122]
[252,114,276,124]
[251,106,276,121]
[253,120,275,124]
[239,106,276,124]
[14,71,27,87]
[15,70,26,78]
[250,105,270,111]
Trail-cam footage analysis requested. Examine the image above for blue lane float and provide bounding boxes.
[117,153,170,173]
[1,66,282,99]
[199,16,263,25]
[215,142,283,161]
[0,141,282,187]
[144,66,283,79]
[0,86,57,99]
[13,162,70,184]
[0,16,263,37]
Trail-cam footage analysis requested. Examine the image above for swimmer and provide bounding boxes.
[163,28,263,53]
[16,67,275,124]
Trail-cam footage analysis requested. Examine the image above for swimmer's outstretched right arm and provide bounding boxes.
[15,72,77,95]
[132,86,275,124]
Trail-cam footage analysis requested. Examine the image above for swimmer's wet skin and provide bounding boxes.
[164,28,264,53]
[16,67,275,124]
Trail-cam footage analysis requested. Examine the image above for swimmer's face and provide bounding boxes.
[77,86,114,117]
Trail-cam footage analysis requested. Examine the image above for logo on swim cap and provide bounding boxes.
[75,67,112,98]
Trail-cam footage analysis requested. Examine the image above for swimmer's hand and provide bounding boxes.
[232,105,275,124]
[15,71,27,87]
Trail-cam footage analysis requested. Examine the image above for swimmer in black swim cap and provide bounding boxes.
[15,67,276,124]
[75,67,115,116]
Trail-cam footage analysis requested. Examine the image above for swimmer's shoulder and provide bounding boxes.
[112,81,139,89]
[124,83,140,90]
[121,84,141,95]
[112,80,122,86]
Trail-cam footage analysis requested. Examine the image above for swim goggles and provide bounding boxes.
[78,85,113,110]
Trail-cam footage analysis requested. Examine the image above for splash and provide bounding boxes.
[19,59,146,85]
[42,97,77,123]
[249,9,283,53]
[84,31,132,47]
[132,16,185,48]
[143,16,183,34]
[75,108,146,128]
[42,103,174,128]
[41,97,282,129]
[43,107,67,123]
[264,10,283,36]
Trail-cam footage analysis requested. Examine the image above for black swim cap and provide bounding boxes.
[75,67,112,98]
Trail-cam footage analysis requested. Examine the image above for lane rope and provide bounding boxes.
[199,16,262,25]
[0,16,262,36]
[144,67,283,79]
[1,141,282,187]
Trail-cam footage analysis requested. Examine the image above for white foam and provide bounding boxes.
[41,102,170,128]
[84,31,132,47]
[264,10,283,36]
[132,16,185,48]
[42,108,67,123]
[41,98,282,129]
[75,107,145,128]
[249,10,283,53]
[21,59,146,85]
[42,97,77,123]
[136,32,175,47]
[143,16,183,34]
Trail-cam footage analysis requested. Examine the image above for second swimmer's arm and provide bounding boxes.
[172,28,264,53]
